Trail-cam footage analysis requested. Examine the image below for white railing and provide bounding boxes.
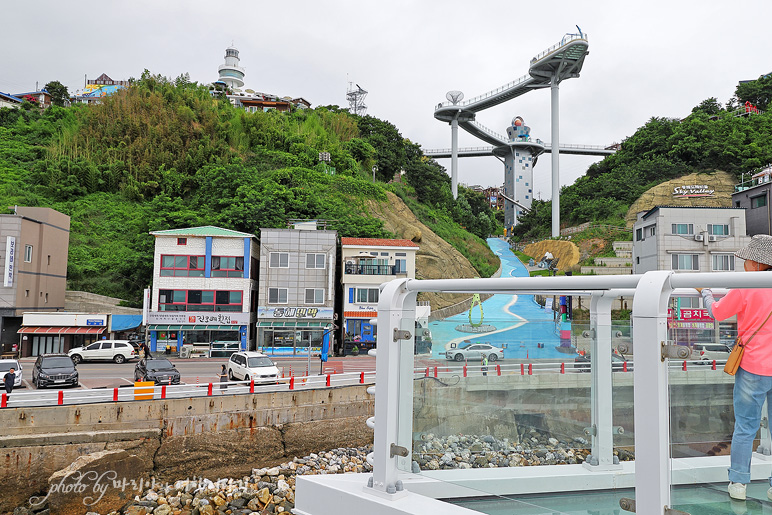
[530,32,588,64]
[467,121,507,143]
[0,370,375,408]
[424,146,494,155]
[435,73,532,110]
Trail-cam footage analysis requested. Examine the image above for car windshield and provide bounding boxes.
[43,357,74,368]
[146,359,174,370]
[0,362,19,372]
[247,357,274,368]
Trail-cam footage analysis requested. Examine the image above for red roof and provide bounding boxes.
[341,238,418,248]
[18,326,106,335]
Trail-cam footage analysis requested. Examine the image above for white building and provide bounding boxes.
[147,226,258,353]
[341,238,420,345]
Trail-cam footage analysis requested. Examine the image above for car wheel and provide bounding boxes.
[70,354,82,365]
[454,353,464,362]
[488,354,498,362]
[113,354,126,364]
[228,369,235,380]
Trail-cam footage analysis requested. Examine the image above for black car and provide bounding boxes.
[574,352,632,372]
[32,354,79,388]
[134,358,181,385]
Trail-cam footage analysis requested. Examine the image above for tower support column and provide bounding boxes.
[550,76,560,238]
[451,114,459,199]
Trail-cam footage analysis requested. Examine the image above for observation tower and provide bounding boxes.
[500,117,545,228]
[218,46,245,90]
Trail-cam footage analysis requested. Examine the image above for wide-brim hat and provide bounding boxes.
[735,234,772,267]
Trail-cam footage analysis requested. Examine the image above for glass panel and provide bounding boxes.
[202,291,214,303]
[162,256,175,267]
[175,255,187,268]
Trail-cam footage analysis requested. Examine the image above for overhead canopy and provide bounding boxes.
[148,325,240,331]
[18,326,106,335]
[110,314,143,332]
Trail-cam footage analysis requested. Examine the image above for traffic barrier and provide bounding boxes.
[1,393,6,408]
[425,367,430,377]
[560,363,565,374]
[463,364,467,377]
[360,372,365,384]
[623,361,628,373]
[326,374,331,387]
[496,364,501,376]
[57,390,63,405]
[207,383,213,396]
[434,366,438,378]
[682,360,687,371]
[528,363,533,375]
[161,385,167,399]
[521,363,525,375]
[290,376,295,390]
[250,379,255,394]
[113,388,118,402]
[712,360,716,370]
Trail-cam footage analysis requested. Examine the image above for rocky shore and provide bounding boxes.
[13,430,635,514]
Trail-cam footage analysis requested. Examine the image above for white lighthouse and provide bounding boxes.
[218,46,245,90]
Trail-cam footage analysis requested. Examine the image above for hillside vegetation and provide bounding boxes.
[0,72,499,305]
[514,75,772,240]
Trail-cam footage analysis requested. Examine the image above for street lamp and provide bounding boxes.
[372,165,377,183]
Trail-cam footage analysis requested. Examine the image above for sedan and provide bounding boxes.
[134,358,181,385]
[574,352,632,372]
[445,343,504,362]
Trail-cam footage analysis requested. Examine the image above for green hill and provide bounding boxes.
[0,71,500,305]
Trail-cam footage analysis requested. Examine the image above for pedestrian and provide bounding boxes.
[3,367,15,396]
[697,234,772,501]
[141,342,151,359]
[481,354,488,377]
[219,364,228,393]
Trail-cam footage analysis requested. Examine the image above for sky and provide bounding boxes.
[2,0,770,198]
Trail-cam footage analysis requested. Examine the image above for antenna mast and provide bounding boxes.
[346,82,368,116]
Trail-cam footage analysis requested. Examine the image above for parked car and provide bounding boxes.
[445,343,504,362]
[32,354,79,388]
[134,358,181,385]
[693,342,731,363]
[68,340,137,364]
[226,351,279,383]
[0,359,23,388]
[574,352,632,372]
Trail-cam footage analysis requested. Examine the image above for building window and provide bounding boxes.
[708,224,729,236]
[356,288,379,303]
[161,255,205,277]
[647,225,656,237]
[636,228,643,241]
[159,289,187,311]
[269,252,289,268]
[305,288,324,304]
[305,253,325,269]
[671,224,694,235]
[394,259,407,273]
[268,288,288,304]
[24,245,32,262]
[712,254,735,271]
[211,256,244,278]
[177,238,187,245]
[751,195,767,209]
[158,289,242,311]
[672,254,699,271]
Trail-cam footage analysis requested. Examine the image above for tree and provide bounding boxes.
[691,97,722,116]
[44,80,69,107]
[735,75,772,111]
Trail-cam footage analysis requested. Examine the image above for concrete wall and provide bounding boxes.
[0,385,373,513]
[65,291,142,315]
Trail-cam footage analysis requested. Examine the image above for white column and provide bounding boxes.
[451,114,459,200]
[632,271,674,513]
[550,76,560,238]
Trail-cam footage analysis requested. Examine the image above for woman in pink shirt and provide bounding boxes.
[699,234,772,501]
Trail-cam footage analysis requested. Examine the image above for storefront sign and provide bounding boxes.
[668,321,714,330]
[258,307,334,319]
[667,308,712,321]
[147,311,250,325]
[4,236,15,287]
[86,319,105,326]
[355,306,377,312]
[672,185,715,198]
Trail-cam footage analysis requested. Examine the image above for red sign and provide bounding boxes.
[668,308,712,321]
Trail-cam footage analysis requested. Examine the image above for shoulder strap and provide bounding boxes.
[745,309,772,346]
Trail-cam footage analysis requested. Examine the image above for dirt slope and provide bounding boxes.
[523,240,580,270]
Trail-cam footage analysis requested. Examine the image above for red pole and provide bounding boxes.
[463,364,467,377]
[290,376,295,390]
[528,363,533,375]
[250,379,255,393]
[434,366,438,378]
[560,363,565,374]
[521,363,525,375]
[161,385,167,399]
[682,360,687,371]
[207,383,213,396]
[57,390,64,405]
[326,374,331,387]
[623,361,628,372]
[496,364,501,376]
[712,360,717,370]
[425,367,429,377]
[1,393,6,408]
[360,371,365,384]
[113,388,118,402]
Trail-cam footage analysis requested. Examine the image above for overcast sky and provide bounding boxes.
[2,0,770,197]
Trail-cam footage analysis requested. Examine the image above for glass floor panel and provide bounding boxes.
[445,482,772,514]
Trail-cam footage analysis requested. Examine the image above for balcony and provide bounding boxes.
[344,263,403,276]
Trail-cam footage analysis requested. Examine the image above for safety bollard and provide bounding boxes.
[560,363,565,374]
[326,374,331,387]
[113,388,119,402]
[623,361,628,372]
[1,393,6,408]
[161,385,167,399]
[207,383,213,396]
[497,364,501,376]
[360,371,365,384]
[528,363,532,375]
[682,360,687,371]
[463,364,467,377]
[250,379,255,393]
[425,367,430,377]
[521,363,525,375]
[434,366,438,378]
[58,390,64,405]
[290,376,295,390]
[712,360,717,370]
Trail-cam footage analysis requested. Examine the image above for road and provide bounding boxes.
[13,355,378,390]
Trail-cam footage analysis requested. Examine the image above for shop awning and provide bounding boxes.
[148,325,240,331]
[111,314,143,332]
[257,321,328,328]
[344,311,378,318]
[18,326,106,335]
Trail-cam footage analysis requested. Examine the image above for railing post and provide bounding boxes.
[560,362,565,374]
[425,367,429,377]
[433,366,437,378]
[250,379,255,393]
[528,363,532,375]
[161,385,167,399]
[289,376,295,390]
[207,383,213,396]
[463,364,467,378]
[360,371,365,384]
[712,360,716,370]
[326,373,331,387]
[682,360,687,371]
[113,388,118,402]
[57,390,64,405]
[521,363,524,375]
[1,393,6,408]
[496,364,501,376]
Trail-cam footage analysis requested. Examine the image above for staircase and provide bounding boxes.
[580,241,633,275]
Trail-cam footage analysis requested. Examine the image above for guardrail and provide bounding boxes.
[435,73,532,110]
[0,370,376,408]
[530,33,588,64]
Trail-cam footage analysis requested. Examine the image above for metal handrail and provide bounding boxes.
[530,33,589,64]
[424,146,494,155]
[435,74,532,110]
[467,121,507,143]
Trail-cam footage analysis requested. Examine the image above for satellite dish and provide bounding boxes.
[446,91,464,105]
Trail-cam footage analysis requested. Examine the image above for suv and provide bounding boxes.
[227,351,279,384]
[0,359,23,388]
[32,354,79,388]
[134,358,181,385]
[68,340,136,364]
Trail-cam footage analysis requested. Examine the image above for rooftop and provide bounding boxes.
[341,238,419,248]
[150,226,255,238]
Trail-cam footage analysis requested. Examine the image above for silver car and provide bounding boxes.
[446,343,504,362]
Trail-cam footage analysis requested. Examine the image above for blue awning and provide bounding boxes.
[110,315,143,332]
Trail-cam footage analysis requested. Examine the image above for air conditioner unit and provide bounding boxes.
[708,235,718,242]
[694,234,704,241]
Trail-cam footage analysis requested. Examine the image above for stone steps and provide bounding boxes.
[595,257,632,267]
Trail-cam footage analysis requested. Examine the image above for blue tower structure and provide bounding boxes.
[500,117,545,231]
